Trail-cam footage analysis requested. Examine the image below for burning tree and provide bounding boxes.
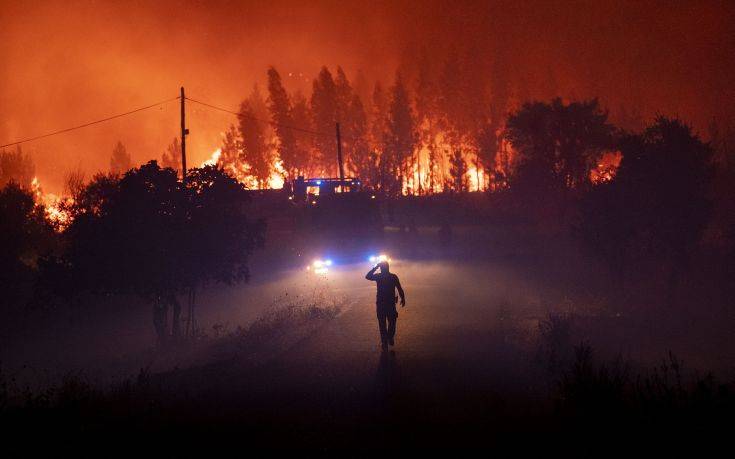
[382,73,417,195]
[0,146,35,189]
[267,67,299,180]
[109,141,132,175]
[311,67,339,176]
[238,86,272,188]
[161,137,181,172]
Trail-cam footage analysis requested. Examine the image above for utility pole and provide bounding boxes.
[335,122,345,184]
[180,86,189,184]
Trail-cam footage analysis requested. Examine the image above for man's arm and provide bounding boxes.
[365,266,379,281]
[395,275,406,306]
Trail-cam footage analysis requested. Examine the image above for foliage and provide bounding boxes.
[109,141,131,175]
[0,146,35,188]
[579,117,714,291]
[239,86,271,188]
[0,182,52,302]
[506,98,615,191]
[61,161,264,301]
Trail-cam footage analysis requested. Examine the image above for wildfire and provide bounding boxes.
[200,147,285,190]
[200,148,222,167]
[590,151,622,184]
[31,176,73,230]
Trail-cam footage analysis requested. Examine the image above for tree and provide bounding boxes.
[506,98,615,191]
[110,141,132,175]
[476,122,500,189]
[0,146,35,188]
[0,182,52,304]
[580,117,714,302]
[334,67,353,126]
[414,49,440,192]
[383,73,417,195]
[447,149,468,192]
[370,82,388,190]
[218,125,246,180]
[290,91,315,177]
[310,67,338,175]
[267,67,299,179]
[346,94,372,184]
[63,161,264,342]
[239,86,271,188]
[161,137,181,172]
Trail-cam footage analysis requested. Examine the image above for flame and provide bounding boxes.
[200,148,222,167]
[31,176,73,230]
[201,146,285,190]
[590,151,622,184]
[267,159,285,189]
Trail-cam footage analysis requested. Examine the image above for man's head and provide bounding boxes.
[378,261,390,273]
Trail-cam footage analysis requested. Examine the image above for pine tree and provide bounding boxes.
[310,67,338,175]
[110,141,132,175]
[290,91,315,177]
[448,149,468,192]
[0,146,35,188]
[414,49,439,193]
[346,94,371,184]
[383,73,417,195]
[239,86,271,188]
[267,67,298,179]
[218,125,245,179]
[161,138,181,172]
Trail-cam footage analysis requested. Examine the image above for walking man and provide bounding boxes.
[366,261,406,349]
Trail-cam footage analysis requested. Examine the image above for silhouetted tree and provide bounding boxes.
[448,149,468,192]
[310,67,338,175]
[267,67,299,179]
[477,123,500,188]
[414,49,440,193]
[62,161,264,341]
[0,182,52,304]
[346,94,372,184]
[0,146,35,188]
[370,82,388,190]
[290,91,315,177]
[110,141,132,175]
[239,86,271,188]
[580,117,714,301]
[218,125,245,179]
[383,73,416,195]
[161,137,181,172]
[506,98,615,191]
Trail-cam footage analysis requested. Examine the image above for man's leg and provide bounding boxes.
[387,313,397,345]
[376,308,388,346]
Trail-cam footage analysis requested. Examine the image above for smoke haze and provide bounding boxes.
[1,0,733,192]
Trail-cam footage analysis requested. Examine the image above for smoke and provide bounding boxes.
[1,0,733,192]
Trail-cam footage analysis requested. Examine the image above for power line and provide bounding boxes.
[0,96,180,149]
[184,96,334,138]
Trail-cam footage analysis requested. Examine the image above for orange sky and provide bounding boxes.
[1,0,733,193]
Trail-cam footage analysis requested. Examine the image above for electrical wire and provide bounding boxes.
[185,96,335,139]
[0,96,180,149]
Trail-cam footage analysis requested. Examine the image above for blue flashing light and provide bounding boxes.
[316,180,322,185]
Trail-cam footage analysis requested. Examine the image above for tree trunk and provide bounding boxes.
[171,295,181,339]
[152,298,168,346]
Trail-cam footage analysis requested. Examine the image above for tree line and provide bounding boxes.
[1,89,733,337]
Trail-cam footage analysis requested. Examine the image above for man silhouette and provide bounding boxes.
[366,261,406,349]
